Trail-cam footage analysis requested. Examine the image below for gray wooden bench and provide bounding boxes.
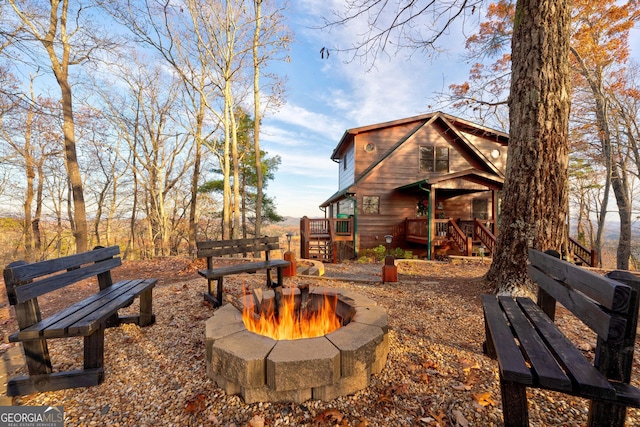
[482,249,640,426]
[3,245,156,396]
[196,236,290,307]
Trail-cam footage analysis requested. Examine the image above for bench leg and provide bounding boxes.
[22,339,53,376]
[588,400,626,427]
[277,267,284,287]
[138,287,155,326]
[204,278,223,307]
[483,317,497,359]
[85,325,105,375]
[501,380,528,427]
[266,268,273,288]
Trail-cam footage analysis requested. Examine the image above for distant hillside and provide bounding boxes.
[275,216,301,227]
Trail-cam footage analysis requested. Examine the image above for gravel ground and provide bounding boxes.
[1,258,639,426]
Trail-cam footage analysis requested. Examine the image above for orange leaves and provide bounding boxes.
[312,408,346,426]
[472,392,497,408]
[184,392,207,414]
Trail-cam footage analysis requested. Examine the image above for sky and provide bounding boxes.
[259,0,475,218]
[258,1,640,219]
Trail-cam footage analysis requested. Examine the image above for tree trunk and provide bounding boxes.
[188,94,205,255]
[487,0,571,295]
[23,102,34,261]
[253,0,263,240]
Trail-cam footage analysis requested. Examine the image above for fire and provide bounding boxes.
[242,290,341,340]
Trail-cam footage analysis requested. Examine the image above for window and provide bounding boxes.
[343,152,347,170]
[419,146,449,172]
[362,196,379,214]
[472,198,489,220]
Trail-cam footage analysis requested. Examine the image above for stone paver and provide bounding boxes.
[266,337,340,392]
[326,322,383,377]
[211,330,276,388]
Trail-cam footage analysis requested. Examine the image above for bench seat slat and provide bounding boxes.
[499,296,572,391]
[67,279,156,335]
[517,297,617,399]
[10,279,156,341]
[481,295,532,385]
[198,260,290,280]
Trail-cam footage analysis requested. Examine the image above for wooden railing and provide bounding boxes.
[299,216,354,261]
[405,217,429,243]
[474,219,496,254]
[448,220,472,255]
[568,237,597,267]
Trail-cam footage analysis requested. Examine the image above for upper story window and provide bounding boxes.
[343,152,347,170]
[419,146,449,172]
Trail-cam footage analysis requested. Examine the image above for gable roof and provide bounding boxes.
[330,111,508,161]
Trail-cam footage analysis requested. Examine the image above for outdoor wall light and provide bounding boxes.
[286,232,293,252]
[384,234,393,255]
[437,201,444,210]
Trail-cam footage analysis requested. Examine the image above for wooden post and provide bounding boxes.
[382,255,398,283]
[283,251,296,277]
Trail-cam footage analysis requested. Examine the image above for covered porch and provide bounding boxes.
[396,170,503,260]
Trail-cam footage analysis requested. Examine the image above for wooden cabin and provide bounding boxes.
[301,111,597,265]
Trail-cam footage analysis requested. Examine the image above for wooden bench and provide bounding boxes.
[3,246,157,396]
[482,249,640,426]
[196,236,290,307]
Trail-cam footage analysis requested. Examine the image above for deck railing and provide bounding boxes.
[448,220,472,255]
[299,216,354,261]
[568,237,597,267]
[474,220,496,254]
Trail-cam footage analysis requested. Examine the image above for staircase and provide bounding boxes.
[300,217,354,263]
[307,237,333,262]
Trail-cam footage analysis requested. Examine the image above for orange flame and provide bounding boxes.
[242,291,341,340]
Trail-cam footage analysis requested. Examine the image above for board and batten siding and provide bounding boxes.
[338,144,355,191]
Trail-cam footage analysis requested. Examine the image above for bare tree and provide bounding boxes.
[6,0,119,253]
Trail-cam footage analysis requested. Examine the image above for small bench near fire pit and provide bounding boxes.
[482,249,640,426]
[3,246,156,396]
[196,236,290,307]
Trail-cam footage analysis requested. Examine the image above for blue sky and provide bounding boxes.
[260,1,640,219]
[260,0,473,218]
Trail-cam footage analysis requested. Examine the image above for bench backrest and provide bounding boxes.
[196,236,281,259]
[528,248,640,381]
[3,246,122,306]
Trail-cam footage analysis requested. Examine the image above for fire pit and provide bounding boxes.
[205,286,389,403]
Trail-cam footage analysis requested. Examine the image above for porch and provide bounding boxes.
[405,217,597,266]
[299,216,597,267]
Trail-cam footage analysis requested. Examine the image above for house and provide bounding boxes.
[300,112,509,261]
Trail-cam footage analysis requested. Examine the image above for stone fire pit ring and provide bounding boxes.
[205,287,389,403]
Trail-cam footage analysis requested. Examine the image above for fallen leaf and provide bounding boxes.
[184,393,206,414]
[452,409,470,427]
[458,357,479,373]
[354,417,369,427]
[312,408,344,426]
[418,372,430,383]
[422,360,438,369]
[472,392,496,407]
[248,414,265,427]
[451,380,472,391]
[429,409,446,425]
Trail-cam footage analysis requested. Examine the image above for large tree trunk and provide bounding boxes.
[487,0,572,295]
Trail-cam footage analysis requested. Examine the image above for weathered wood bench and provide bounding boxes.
[482,249,640,426]
[3,246,157,396]
[196,236,290,307]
